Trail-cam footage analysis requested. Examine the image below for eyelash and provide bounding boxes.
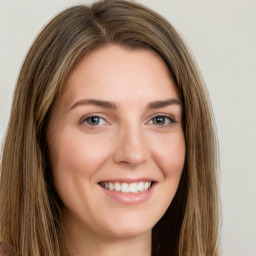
[80,114,109,128]
[80,114,176,128]
[148,114,176,127]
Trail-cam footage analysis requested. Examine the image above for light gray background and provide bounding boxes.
[0,1,255,255]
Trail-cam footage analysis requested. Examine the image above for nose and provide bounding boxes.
[113,125,150,166]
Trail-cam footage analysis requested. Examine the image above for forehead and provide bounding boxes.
[61,44,180,106]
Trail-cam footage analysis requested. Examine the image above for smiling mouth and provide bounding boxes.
[99,181,154,193]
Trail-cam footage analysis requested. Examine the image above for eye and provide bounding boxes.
[149,115,175,126]
[83,115,107,126]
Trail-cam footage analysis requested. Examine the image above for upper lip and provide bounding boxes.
[98,177,157,184]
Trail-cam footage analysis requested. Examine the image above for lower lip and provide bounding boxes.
[99,183,156,205]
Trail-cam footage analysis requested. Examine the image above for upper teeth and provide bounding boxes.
[100,181,152,193]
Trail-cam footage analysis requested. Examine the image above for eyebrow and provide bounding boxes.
[69,98,182,111]
[70,99,117,110]
[147,98,182,109]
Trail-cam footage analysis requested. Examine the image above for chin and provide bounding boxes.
[105,225,152,240]
[98,212,156,240]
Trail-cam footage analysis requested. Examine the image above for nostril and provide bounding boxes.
[113,130,150,166]
[113,148,150,166]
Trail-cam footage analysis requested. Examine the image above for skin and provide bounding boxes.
[47,44,185,256]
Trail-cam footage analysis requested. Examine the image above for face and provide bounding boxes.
[47,45,185,241]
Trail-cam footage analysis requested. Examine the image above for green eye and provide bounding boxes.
[152,116,166,125]
[85,116,102,126]
[151,116,173,126]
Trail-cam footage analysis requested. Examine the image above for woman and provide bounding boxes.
[0,0,220,255]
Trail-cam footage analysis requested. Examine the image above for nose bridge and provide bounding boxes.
[113,121,150,166]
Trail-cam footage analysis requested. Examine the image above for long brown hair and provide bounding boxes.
[0,0,220,255]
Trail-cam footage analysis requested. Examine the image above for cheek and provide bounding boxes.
[148,131,185,221]
[151,131,185,178]
[48,128,112,192]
